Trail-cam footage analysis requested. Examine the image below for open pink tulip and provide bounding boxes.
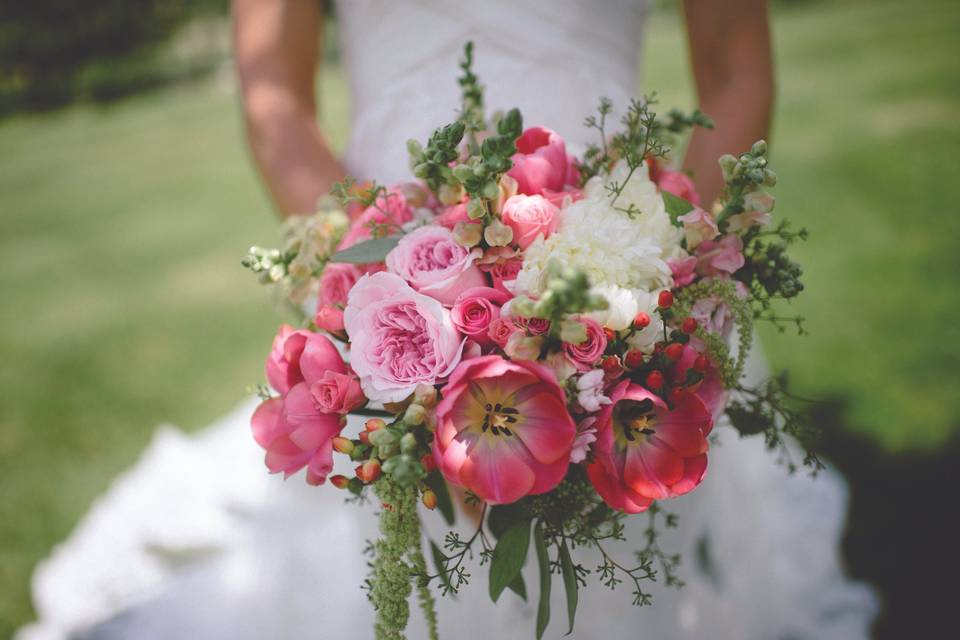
[587,381,712,513]
[433,356,576,504]
[507,127,578,196]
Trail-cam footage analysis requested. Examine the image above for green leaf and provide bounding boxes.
[488,502,528,539]
[430,540,455,597]
[489,520,532,603]
[559,539,578,635]
[507,572,527,602]
[424,471,455,526]
[662,190,695,224]
[330,235,401,264]
[534,522,551,639]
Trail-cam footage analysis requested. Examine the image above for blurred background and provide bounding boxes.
[0,0,957,637]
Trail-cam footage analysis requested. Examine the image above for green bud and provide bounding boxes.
[403,404,426,426]
[381,456,399,474]
[559,319,588,344]
[751,140,767,156]
[482,180,499,200]
[452,164,474,183]
[467,198,487,220]
[378,443,400,459]
[718,154,738,181]
[763,169,778,187]
[400,432,418,454]
[407,138,423,158]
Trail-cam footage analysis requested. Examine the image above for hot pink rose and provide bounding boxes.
[655,168,701,206]
[486,258,523,295]
[512,315,551,336]
[433,356,576,504]
[338,186,414,250]
[507,127,578,196]
[311,370,365,414]
[562,316,608,371]
[668,256,698,287]
[265,325,309,394]
[252,330,354,485]
[587,381,712,513]
[487,316,519,349]
[695,235,745,277]
[314,304,345,334]
[318,263,362,307]
[451,287,510,348]
[500,194,560,250]
[385,225,486,305]
[343,272,465,403]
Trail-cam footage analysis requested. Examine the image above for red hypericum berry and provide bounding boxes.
[646,370,664,390]
[329,474,349,489]
[421,454,437,473]
[658,290,674,309]
[603,327,616,342]
[358,430,371,445]
[602,355,624,377]
[421,490,437,510]
[354,464,366,481]
[681,317,698,334]
[694,354,710,373]
[362,459,382,483]
[665,343,684,360]
[669,388,685,404]
[633,311,651,329]
[625,349,645,369]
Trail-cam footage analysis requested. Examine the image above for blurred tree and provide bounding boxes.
[0,0,226,115]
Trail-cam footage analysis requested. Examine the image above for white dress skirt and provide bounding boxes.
[17,1,878,638]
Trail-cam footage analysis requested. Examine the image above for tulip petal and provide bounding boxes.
[513,391,576,464]
[251,397,286,449]
[624,440,684,500]
[459,439,535,504]
[669,454,708,497]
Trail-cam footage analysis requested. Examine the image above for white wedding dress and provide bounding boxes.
[17,1,878,639]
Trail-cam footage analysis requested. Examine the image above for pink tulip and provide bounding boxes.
[587,381,712,513]
[433,356,576,504]
[507,127,579,196]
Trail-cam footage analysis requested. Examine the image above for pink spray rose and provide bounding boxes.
[252,329,358,485]
[562,316,608,371]
[433,356,576,504]
[487,316,519,349]
[507,127,578,196]
[587,382,712,513]
[451,287,511,348]
[677,207,719,249]
[385,225,486,306]
[318,262,363,307]
[500,194,560,250]
[695,235,746,277]
[486,257,523,295]
[343,272,465,403]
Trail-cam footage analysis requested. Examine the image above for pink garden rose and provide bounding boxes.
[344,272,465,403]
[512,315,551,336]
[487,316,519,349]
[507,127,579,196]
[486,257,524,295]
[385,225,486,306]
[587,381,712,513]
[451,287,510,348]
[500,194,560,250]
[253,329,359,485]
[655,168,701,206]
[318,262,363,307]
[562,316,608,371]
[695,235,745,277]
[433,356,576,504]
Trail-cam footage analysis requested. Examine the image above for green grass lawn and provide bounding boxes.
[0,0,957,634]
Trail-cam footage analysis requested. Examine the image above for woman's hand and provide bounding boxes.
[682,0,774,205]
[232,0,346,216]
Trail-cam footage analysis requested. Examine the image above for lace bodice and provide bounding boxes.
[335,0,650,182]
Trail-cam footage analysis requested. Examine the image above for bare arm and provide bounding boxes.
[232,0,345,216]
[682,0,774,205]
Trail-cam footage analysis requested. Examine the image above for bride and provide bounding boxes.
[18,1,877,638]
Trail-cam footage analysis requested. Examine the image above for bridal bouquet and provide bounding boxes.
[243,44,816,640]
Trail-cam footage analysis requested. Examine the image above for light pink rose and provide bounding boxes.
[695,235,745,277]
[677,207,719,249]
[668,256,698,287]
[314,304,345,334]
[338,186,414,250]
[343,272,465,402]
[562,316,608,371]
[451,287,511,348]
[310,370,365,414]
[655,168,701,206]
[500,194,560,250]
[385,225,486,305]
[318,262,362,307]
[488,316,519,349]
[507,127,578,196]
